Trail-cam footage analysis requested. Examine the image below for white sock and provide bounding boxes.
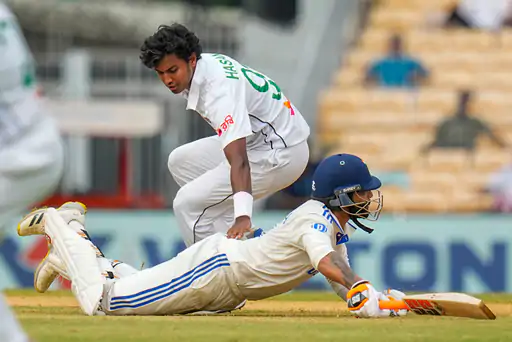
[110,259,139,278]
[0,294,30,342]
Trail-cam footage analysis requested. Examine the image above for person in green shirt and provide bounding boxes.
[424,90,506,151]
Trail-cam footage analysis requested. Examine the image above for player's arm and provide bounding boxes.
[204,76,254,239]
[224,137,253,238]
[300,221,400,318]
[298,220,362,289]
[317,252,363,289]
[324,245,352,301]
[318,252,399,317]
[327,278,350,301]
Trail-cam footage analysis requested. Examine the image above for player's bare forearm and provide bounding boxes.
[327,278,350,301]
[224,138,252,194]
[224,138,253,239]
[230,157,251,194]
[317,252,363,289]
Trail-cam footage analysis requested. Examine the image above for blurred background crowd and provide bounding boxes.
[6,0,512,216]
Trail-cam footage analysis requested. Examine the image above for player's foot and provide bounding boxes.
[17,202,87,237]
[34,247,69,293]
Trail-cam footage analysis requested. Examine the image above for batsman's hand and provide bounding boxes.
[381,288,406,301]
[227,216,252,239]
[347,281,403,318]
[380,288,408,317]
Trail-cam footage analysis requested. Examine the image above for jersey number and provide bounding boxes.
[241,67,282,101]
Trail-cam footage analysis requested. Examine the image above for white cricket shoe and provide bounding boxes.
[17,202,87,236]
[34,248,69,293]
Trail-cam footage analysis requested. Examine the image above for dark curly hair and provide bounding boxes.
[140,24,202,69]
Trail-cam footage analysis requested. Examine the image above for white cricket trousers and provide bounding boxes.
[0,114,64,230]
[103,234,246,315]
[168,137,309,246]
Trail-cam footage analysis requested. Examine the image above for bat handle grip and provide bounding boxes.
[379,300,409,311]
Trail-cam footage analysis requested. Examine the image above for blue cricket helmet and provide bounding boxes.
[311,154,383,234]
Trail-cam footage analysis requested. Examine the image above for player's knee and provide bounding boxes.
[167,148,182,177]
[173,186,194,214]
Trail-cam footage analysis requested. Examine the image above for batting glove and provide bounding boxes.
[380,288,408,317]
[347,281,404,318]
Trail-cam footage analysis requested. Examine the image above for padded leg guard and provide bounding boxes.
[34,249,69,293]
[45,208,104,316]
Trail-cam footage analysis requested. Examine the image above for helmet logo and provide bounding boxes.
[340,161,345,166]
[312,180,316,191]
[342,185,362,193]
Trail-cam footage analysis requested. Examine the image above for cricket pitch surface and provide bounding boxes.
[7,290,512,342]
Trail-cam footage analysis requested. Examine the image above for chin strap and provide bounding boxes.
[311,197,375,234]
[350,216,374,234]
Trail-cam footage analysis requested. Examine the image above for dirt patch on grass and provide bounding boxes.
[489,303,512,317]
[8,295,79,308]
[6,294,512,317]
[245,300,346,313]
[7,295,346,312]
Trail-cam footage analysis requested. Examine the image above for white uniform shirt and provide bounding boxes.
[0,3,40,145]
[221,200,356,300]
[180,53,310,150]
[457,0,512,30]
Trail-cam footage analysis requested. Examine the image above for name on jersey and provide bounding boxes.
[311,223,328,233]
[217,115,234,136]
[212,54,239,80]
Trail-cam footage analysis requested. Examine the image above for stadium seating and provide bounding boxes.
[318,0,512,213]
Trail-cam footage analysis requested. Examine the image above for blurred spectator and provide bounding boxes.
[486,163,512,213]
[445,0,512,30]
[423,90,506,152]
[364,34,428,89]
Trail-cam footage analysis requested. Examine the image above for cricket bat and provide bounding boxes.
[379,292,496,320]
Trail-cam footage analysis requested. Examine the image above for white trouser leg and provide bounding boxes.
[167,136,224,187]
[103,234,245,316]
[174,140,310,246]
[45,208,104,316]
[0,294,30,342]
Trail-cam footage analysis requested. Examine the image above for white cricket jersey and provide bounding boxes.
[0,3,40,145]
[220,200,356,300]
[180,53,310,150]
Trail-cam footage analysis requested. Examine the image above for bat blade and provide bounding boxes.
[379,292,496,320]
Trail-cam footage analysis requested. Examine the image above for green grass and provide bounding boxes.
[19,315,512,342]
[6,290,512,342]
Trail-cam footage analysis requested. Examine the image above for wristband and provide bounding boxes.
[233,191,253,219]
[350,280,370,290]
